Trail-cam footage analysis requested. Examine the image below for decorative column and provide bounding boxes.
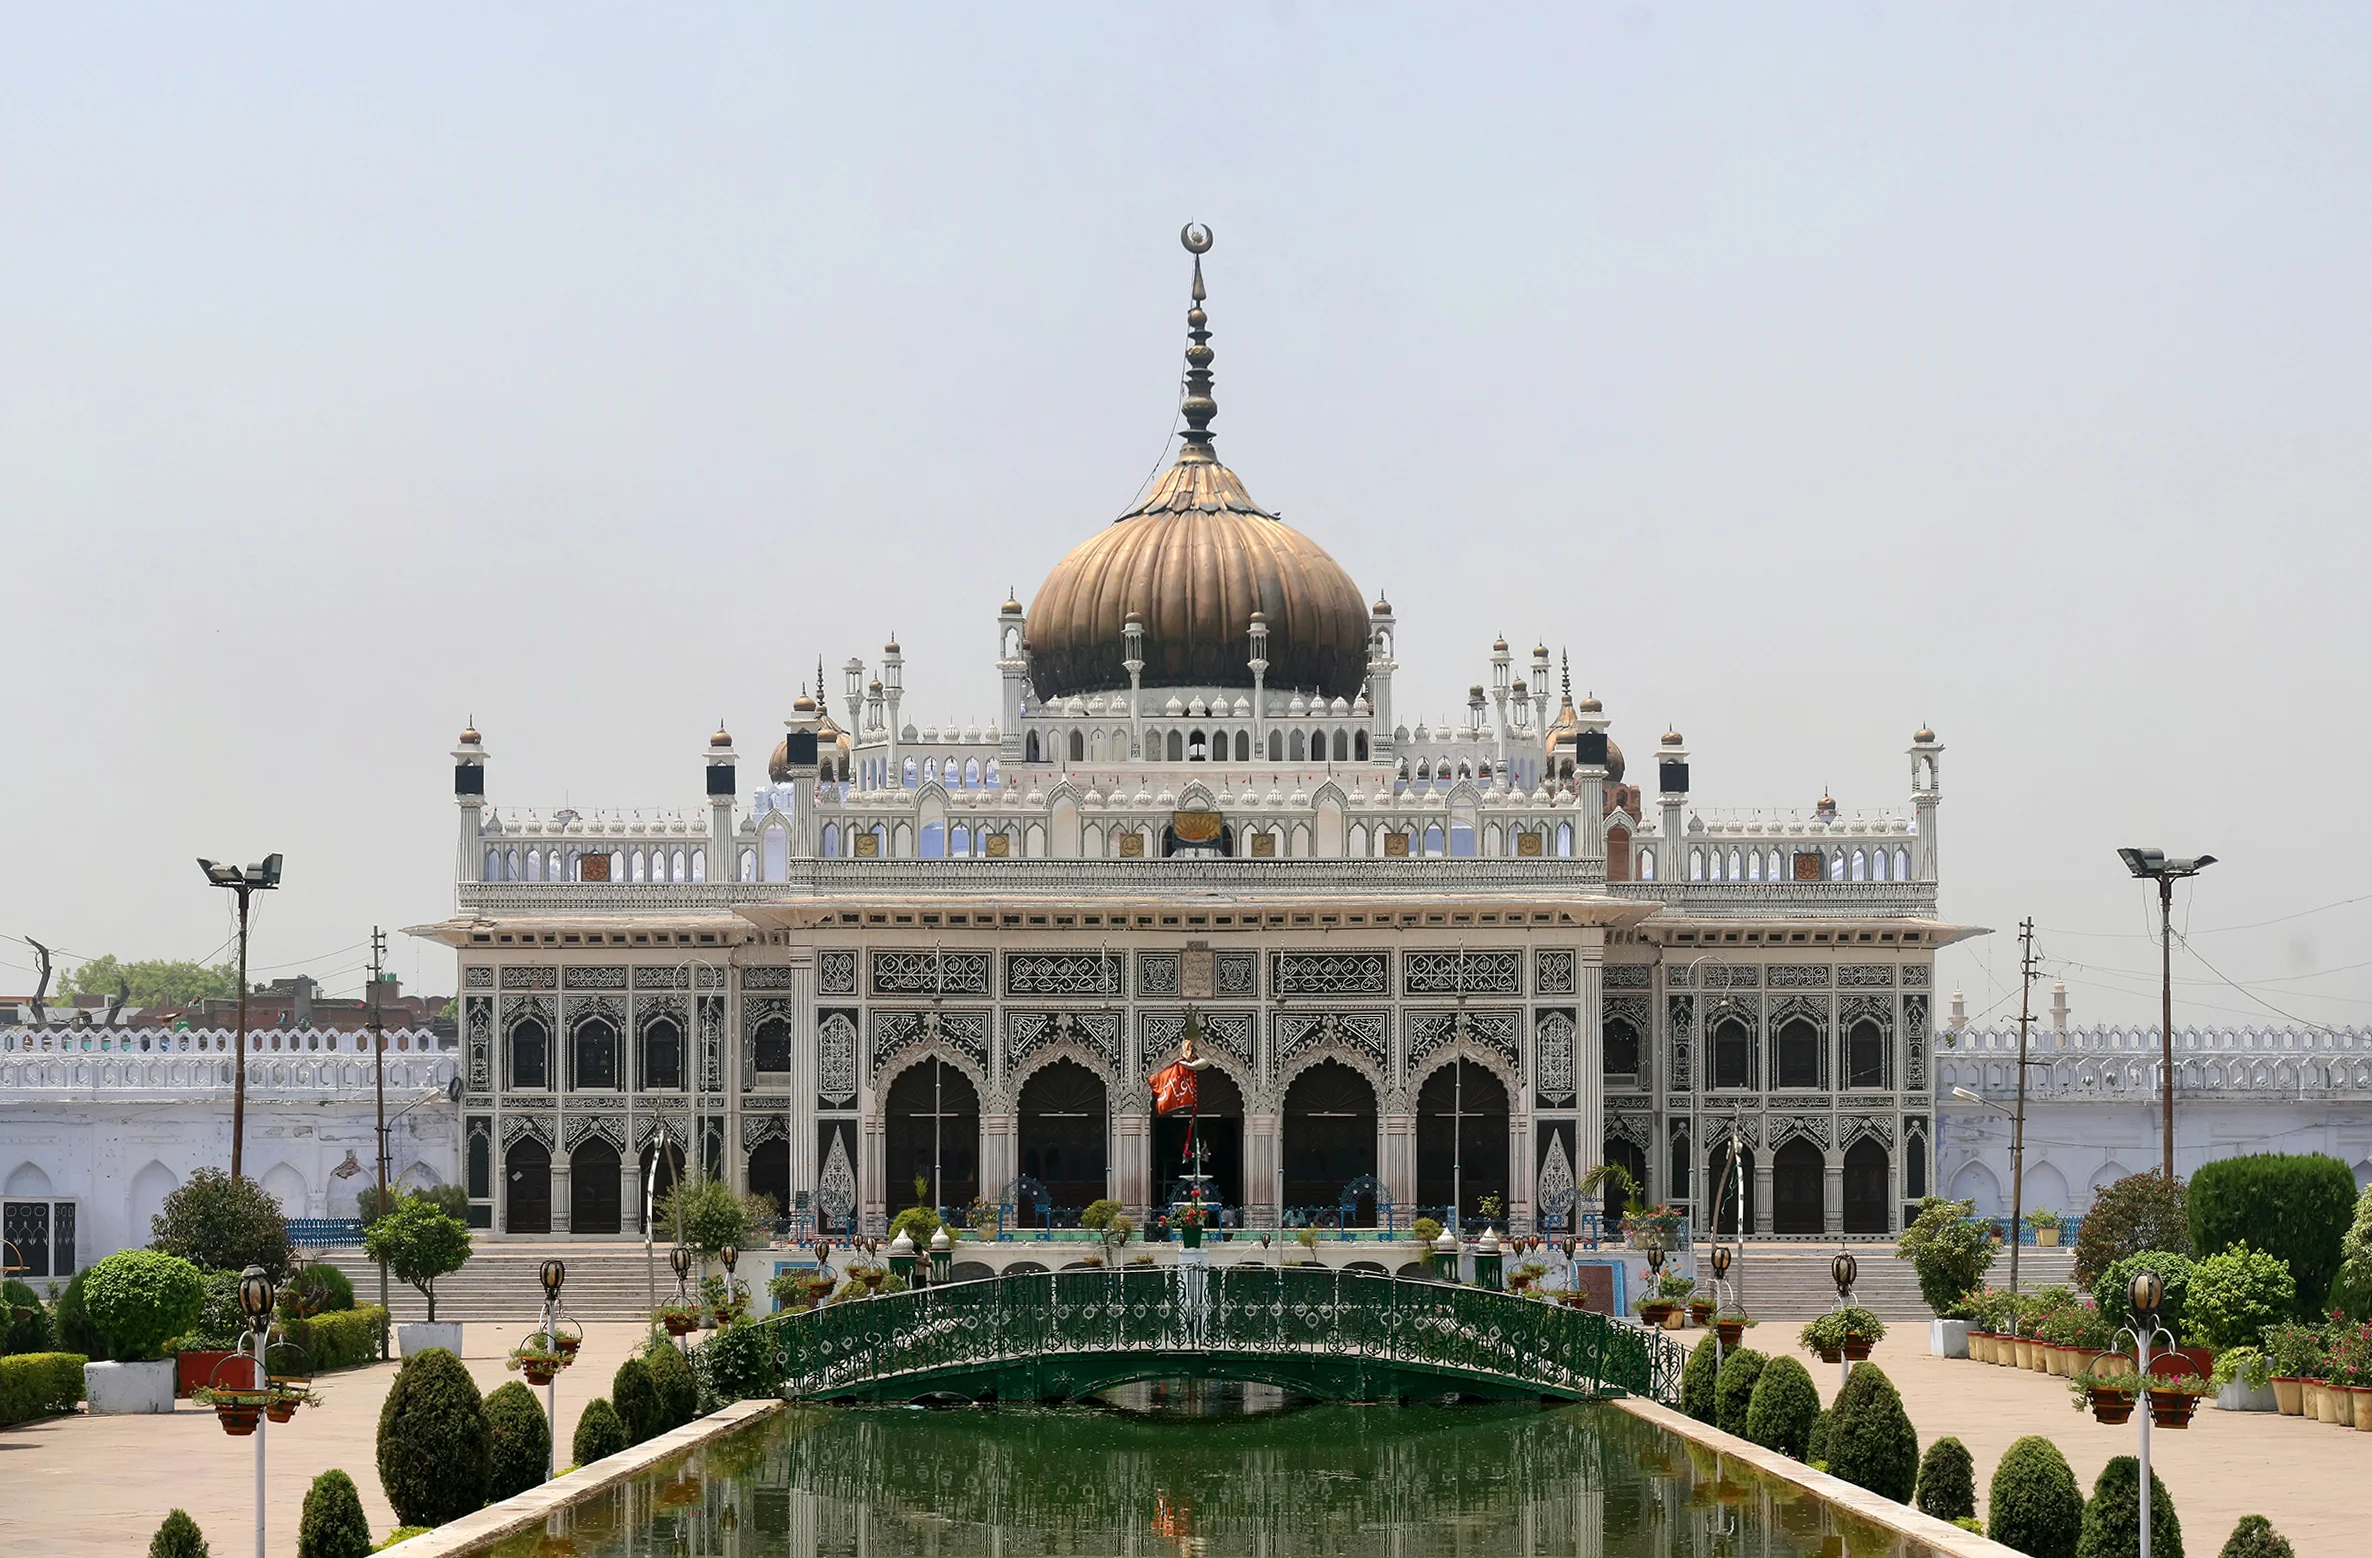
[618,1149,641,1238]
[1115,1107,1151,1217]
[1656,733,1689,885]
[550,1154,573,1237]
[1753,1152,1775,1235]
[1244,1112,1280,1226]
[861,1114,887,1232]
[1578,932,1606,1185]
[453,726,488,892]
[1910,729,1943,882]
[1823,1145,1844,1235]
[782,955,817,1219]
[978,1112,1018,1206]
[1381,1110,1417,1213]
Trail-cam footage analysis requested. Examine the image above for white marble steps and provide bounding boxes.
[1722,1242,2077,1321]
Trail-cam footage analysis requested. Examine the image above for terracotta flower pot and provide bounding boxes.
[1842,1336,1874,1362]
[2088,1388,2136,1426]
[2013,1339,2037,1370]
[1971,1333,1997,1363]
[2036,1226,2061,1247]
[215,1404,261,1437]
[2352,1386,2372,1430]
[265,1398,299,1425]
[2333,1386,2359,1428]
[2271,1378,2306,1416]
[1816,1346,1842,1364]
[556,1336,582,1358]
[522,1361,558,1386]
[2147,1390,2201,1429]
[663,1316,696,1338]
[1716,1321,1746,1347]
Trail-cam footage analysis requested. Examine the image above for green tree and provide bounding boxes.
[484,1381,551,1501]
[654,1176,761,1257]
[362,1197,472,1323]
[2,1279,52,1355]
[1713,1346,1766,1436]
[61,955,237,1006]
[2217,1516,2294,1558]
[1916,1438,1978,1523]
[1989,1436,2085,1558]
[81,1250,205,1361]
[1742,1355,1820,1459]
[2189,1153,2357,1321]
[1895,1196,1996,1313]
[149,1509,211,1558]
[375,1348,491,1528]
[573,1397,631,1465]
[2076,1456,2181,1558]
[2074,1173,2191,1289]
[2096,1251,2196,1339]
[297,1469,373,1558]
[148,1168,297,1281]
[2185,1245,2296,1349]
[1679,1333,1722,1423]
[2340,1183,2372,1293]
[1826,1363,1918,1503]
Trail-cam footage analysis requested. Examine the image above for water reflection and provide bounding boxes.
[489,1400,1934,1558]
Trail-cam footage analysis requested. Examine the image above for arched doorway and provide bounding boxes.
[638,1139,684,1235]
[884,1060,979,1213]
[570,1138,621,1235]
[1019,1060,1108,1213]
[1704,1145,1753,1240]
[1773,1139,1825,1234]
[1152,1065,1244,1211]
[748,1137,790,1225]
[1281,1061,1376,1217]
[1415,1060,1509,1225]
[1843,1138,1890,1234]
[506,1138,552,1234]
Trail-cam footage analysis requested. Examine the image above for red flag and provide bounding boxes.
[1151,1061,1199,1116]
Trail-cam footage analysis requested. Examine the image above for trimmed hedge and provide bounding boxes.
[150,1509,211,1558]
[0,1351,88,1425]
[1916,1437,1977,1523]
[485,1381,551,1502]
[612,1355,661,1445]
[2077,1455,2180,1558]
[1680,1333,1722,1423]
[643,1341,699,1433]
[82,1250,205,1361]
[573,1396,631,1466]
[55,1267,105,1360]
[1989,1435,2084,1558]
[3,1279,53,1355]
[2218,1516,2294,1558]
[2185,1245,2295,1350]
[1742,1355,1819,1459]
[297,1469,373,1558]
[1713,1346,1766,1436]
[2189,1153,2356,1321]
[1805,1408,1833,1467]
[1826,1363,1917,1503]
[375,1348,491,1528]
[284,1307,386,1372]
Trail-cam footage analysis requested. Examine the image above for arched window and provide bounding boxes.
[1556,822,1573,857]
[1354,730,1369,760]
[1768,849,1784,882]
[1422,822,1444,855]
[738,848,756,882]
[641,1018,683,1091]
[763,826,789,881]
[920,822,946,858]
[1291,730,1307,762]
[1690,847,1704,881]
[1847,1020,1887,1089]
[1166,730,1184,762]
[821,823,840,857]
[1870,847,1888,882]
[1776,1019,1821,1088]
[1604,1018,1641,1081]
[484,850,500,880]
[985,760,999,787]
[952,824,971,857]
[1334,730,1350,761]
[1851,848,1868,881]
[753,1016,792,1076]
[1729,849,1744,881]
[1268,730,1284,761]
[509,1017,550,1090]
[572,1018,618,1090]
[1026,731,1041,762]
[902,758,918,786]
[525,850,541,882]
[672,848,687,882]
[1234,730,1250,761]
[1188,729,1208,761]
[1068,730,1084,762]
[1829,851,1845,881]
[691,848,706,881]
[1894,847,1911,880]
[1449,821,1475,857]
[629,852,645,883]
[1746,850,1762,882]
[1711,1019,1750,1090]
[1638,848,1655,881]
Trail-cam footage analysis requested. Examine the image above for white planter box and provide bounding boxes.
[1929,1319,1971,1358]
[398,1322,465,1360]
[2216,1379,2278,1412]
[85,1358,177,1415]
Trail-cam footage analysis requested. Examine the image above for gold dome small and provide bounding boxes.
[1661,728,1684,747]
[1914,725,1936,743]
[458,721,481,745]
[710,722,733,748]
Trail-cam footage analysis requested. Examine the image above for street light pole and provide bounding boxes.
[2118,848,2216,1181]
[197,854,282,1179]
[237,1266,278,1558]
[369,928,390,1360]
[2009,918,2037,1298]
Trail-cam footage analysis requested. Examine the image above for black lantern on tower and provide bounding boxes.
[237,1265,277,1331]
[1710,1245,1733,1279]
[720,1245,739,1275]
[670,1246,693,1281]
[1831,1251,1858,1302]
[2129,1269,2165,1331]
[540,1259,567,1303]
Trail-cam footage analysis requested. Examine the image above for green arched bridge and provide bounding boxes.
[694,1267,1683,1406]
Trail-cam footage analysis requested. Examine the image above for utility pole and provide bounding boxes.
[369,928,390,1360]
[198,855,282,1179]
[2117,848,2215,1181]
[2009,918,2037,1297]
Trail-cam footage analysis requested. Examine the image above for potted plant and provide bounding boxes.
[2262,1321,2324,1417]
[1715,1307,1750,1348]
[82,1250,207,1415]
[365,1194,473,1359]
[1178,1202,1208,1251]
[1511,1262,1549,1295]
[1799,1312,1845,1364]
[2071,1351,2140,1424]
[2143,1367,2210,1429]
[507,1331,571,1387]
[264,1381,320,1424]
[653,1300,701,1338]
[1637,1292,1677,1328]
[1656,1274,1696,1328]
[195,1383,272,1436]
[550,1316,584,1360]
[1687,1290,1717,1326]
[2212,1346,2278,1413]
[2024,1207,2063,1248]
[1830,1305,1885,1360]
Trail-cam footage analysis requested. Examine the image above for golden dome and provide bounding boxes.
[1023,233,1368,701]
[458,720,481,745]
[1914,725,1936,743]
[709,723,733,749]
[1661,728,1684,747]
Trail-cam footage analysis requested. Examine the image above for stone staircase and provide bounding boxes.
[325,1243,699,1322]
[1722,1241,2078,1321]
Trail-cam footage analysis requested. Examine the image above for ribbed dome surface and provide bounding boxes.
[1024,452,1371,701]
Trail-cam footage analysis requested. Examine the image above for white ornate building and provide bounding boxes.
[0,1027,458,1276]
[1935,998,2372,1219]
[415,235,1974,1242]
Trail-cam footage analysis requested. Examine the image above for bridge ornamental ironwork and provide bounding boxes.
[695,1268,1680,1406]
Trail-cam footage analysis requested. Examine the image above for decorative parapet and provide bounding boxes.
[0,1026,455,1096]
[1937,1024,2372,1102]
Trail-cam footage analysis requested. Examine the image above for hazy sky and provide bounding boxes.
[4,6,2366,1029]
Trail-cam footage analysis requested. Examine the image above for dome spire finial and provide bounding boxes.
[1178,224,1217,460]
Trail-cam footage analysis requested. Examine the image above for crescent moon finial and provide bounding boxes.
[1181,223,1213,255]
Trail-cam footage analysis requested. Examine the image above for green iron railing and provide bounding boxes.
[696,1267,1684,1406]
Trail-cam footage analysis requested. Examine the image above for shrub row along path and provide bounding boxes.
[0,1322,657,1556]
[1818,1334,2347,1558]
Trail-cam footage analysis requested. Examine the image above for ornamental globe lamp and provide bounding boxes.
[237,1265,276,1328]
[2129,1269,2165,1323]
[670,1246,693,1281]
[720,1245,739,1274]
[1710,1245,1733,1278]
[1831,1251,1858,1296]
[539,1259,566,1301]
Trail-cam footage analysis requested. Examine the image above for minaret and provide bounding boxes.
[1489,636,1512,766]
[453,721,487,893]
[997,590,1028,762]
[1529,645,1552,746]
[1656,728,1689,883]
[1367,596,1397,758]
[782,693,824,856]
[1909,726,1943,881]
[1570,672,1612,864]
[1123,611,1145,760]
[1247,611,1270,756]
[882,636,904,784]
[705,722,737,874]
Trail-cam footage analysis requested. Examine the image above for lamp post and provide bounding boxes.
[670,1245,694,1354]
[197,854,282,1179]
[2122,1269,2172,1558]
[1709,1243,1733,1370]
[1831,1250,1859,1391]
[2118,848,2216,1180]
[1951,1085,2029,1296]
[237,1265,278,1558]
[538,1259,566,1479]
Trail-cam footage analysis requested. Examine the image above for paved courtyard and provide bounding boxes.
[1818,1334,2350,1558]
[0,1322,655,1557]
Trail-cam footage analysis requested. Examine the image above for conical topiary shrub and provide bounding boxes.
[1806,1408,1833,1467]
[2218,1517,2292,1558]
[2077,1456,2181,1558]
[484,1381,552,1502]
[1915,1438,1977,1523]
[1742,1355,1819,1459]
[1680,1334,1722,1423]
[1989,1435,2085,1558]
[1825,1364,1918,1502]
[573,1396,631,1467]
[150,1509,210,1558]
[612,1355,661,1445]
[375,1347,492,1528]
[1713,1346,1767,1436]
[642,1341,699,1431]
[297,1469,373,1558]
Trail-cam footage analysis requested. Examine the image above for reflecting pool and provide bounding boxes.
[488,1395,1938,1558]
